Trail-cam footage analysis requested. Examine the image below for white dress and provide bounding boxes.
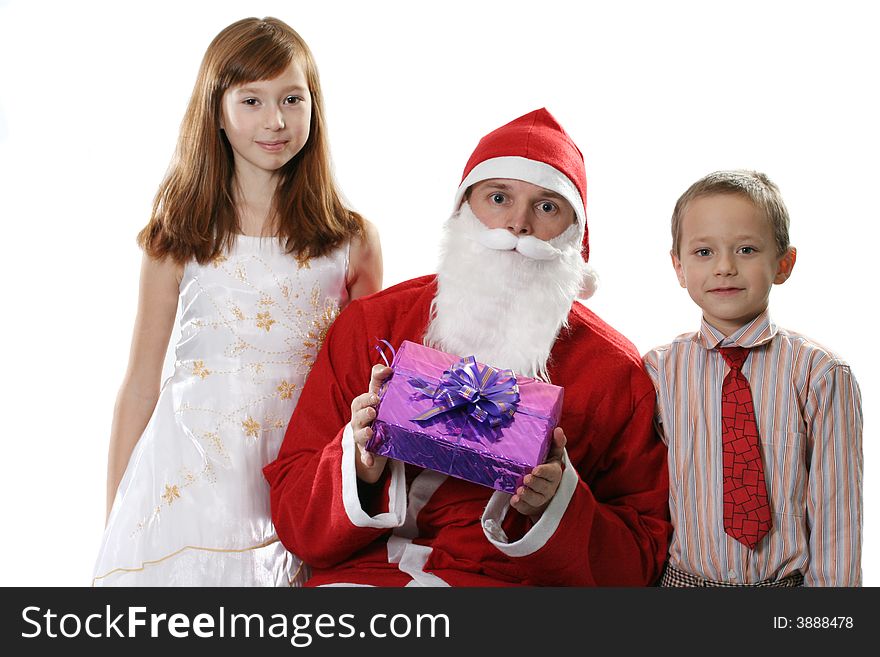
[92,236,348,586]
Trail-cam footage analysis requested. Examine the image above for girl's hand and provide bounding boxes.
[351,364,393,483]
[510,428,567,521]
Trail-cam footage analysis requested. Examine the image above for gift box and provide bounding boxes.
[366,340,563,494]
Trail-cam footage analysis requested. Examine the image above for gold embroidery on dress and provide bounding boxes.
[294,283,341,370]
[192,360,211,379]
[210,254,228,268]
[277,380,296,400]
[91,537,289,586]
[312,299,339,352]
[264,413,288,430]
[161,484,180,505]
[130,464,206,537]
[256,311,275,331]
[201,460,217,484]
[242,416,261,438]
[228,339,248,357]
[202,431,228,459]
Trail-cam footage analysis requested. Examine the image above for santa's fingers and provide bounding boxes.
[527,462,564,485]
[351,404,379,432]
[353,425,377,466]
[512,482,553,509]
[509,492,544,517]
[546,427,567,462]
[354,429,388,480]
[368,365,393,395]
[350,391,379,417]
[521,471,559,497]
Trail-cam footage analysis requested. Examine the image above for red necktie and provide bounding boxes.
[719,346,772,549]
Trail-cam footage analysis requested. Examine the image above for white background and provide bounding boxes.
[0,0,876,586]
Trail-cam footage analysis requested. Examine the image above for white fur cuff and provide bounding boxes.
[480,450,577,557]
[340,424,407,528]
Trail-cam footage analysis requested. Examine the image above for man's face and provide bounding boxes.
[468,178,575,241]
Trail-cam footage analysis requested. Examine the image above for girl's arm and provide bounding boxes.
[345,219,383,302]
[104,253,181,520]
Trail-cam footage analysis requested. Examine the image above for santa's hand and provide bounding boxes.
[350,364,393,483]
[510,427,567,520]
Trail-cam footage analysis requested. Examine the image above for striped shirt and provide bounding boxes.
[643,310,862,586]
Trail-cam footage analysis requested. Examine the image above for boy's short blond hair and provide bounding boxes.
[671,170,791,257]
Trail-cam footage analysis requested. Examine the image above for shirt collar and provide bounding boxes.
[695,309,777,350]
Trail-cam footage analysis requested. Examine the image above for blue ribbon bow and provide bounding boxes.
[409,356,520,429]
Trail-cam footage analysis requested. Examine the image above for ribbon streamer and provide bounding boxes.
[374,339,396,368]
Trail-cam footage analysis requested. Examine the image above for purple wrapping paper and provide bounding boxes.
[365,340,564,493]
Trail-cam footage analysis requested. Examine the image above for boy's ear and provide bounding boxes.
[671,250,687,288]
[774,246,797,284]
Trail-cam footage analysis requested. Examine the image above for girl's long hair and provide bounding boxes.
[138,17,364,264]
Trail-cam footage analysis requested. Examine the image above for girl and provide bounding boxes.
[92,17,382,586]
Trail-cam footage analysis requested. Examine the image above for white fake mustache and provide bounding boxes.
[471,226,564,261]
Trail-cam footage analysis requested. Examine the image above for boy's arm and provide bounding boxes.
[641,349,669,446]
[805,363,863,586]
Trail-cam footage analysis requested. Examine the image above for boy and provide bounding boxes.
[643,170,862,586]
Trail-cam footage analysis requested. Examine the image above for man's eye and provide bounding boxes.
[491,193,506,204]
[538,201,557,213]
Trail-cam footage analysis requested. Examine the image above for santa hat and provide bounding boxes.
[452,108,597,298]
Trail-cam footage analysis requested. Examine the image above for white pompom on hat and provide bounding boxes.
[453,108,598,299]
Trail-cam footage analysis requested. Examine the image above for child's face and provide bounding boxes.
[468,178,575,241]
[672,193,796,336]
[220,60,311,179]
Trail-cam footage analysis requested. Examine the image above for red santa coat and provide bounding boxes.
[264,276,670,586]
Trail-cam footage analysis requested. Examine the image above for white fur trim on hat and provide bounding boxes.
[453,156,586,229]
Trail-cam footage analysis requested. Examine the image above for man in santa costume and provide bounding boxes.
[264,108,671,586]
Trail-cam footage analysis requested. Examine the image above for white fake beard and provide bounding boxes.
[424,202,591,382]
